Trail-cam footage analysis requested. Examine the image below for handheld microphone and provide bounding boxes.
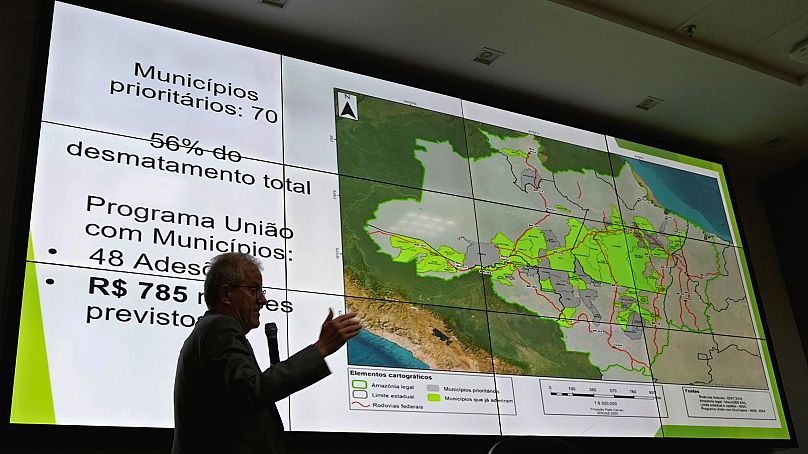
[265,322,280,366]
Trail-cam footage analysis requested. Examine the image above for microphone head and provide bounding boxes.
[265,322,278,335]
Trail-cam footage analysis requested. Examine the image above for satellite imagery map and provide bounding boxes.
[336,91,766,390]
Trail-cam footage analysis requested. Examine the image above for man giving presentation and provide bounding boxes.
[172,252,362,453]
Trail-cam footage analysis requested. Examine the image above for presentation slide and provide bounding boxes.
[10,2,790,440]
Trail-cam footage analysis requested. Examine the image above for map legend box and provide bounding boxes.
[348,368,516,415]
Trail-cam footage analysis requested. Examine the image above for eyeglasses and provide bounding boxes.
[231,285,267,302]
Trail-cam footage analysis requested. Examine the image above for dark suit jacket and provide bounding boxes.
[171,310,330,454]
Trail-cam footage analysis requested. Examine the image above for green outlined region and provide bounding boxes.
[387,233,467,275]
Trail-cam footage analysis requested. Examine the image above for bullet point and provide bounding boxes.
[48,248,57,254]
[46,279,54,285]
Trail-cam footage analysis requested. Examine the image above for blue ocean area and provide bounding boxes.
[347,329,429,370]
[624,157,731,242]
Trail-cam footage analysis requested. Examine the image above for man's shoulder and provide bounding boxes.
[185,311,241,344]
[196,310,238,329]
[180,311,246,364]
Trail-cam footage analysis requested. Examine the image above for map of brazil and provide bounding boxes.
[336,91,767,391]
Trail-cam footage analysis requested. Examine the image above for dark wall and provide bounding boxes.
[761,161,808,361]
[1,2,805,453]
[0,0,42,385]
[722,160,808,453]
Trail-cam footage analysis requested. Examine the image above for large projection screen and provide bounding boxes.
[9,2,791,440]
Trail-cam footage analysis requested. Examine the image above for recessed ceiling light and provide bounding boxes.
[636,96,664,110]
[473,47,504,65]
[764,137,791,148]
[789,37,808,64]
[259,0,288,8]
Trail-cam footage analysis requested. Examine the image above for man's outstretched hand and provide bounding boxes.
[313,309,362,357]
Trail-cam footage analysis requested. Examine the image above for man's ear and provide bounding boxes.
[218,284,232,307]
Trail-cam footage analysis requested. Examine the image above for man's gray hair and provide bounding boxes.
[203,252,263,309]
